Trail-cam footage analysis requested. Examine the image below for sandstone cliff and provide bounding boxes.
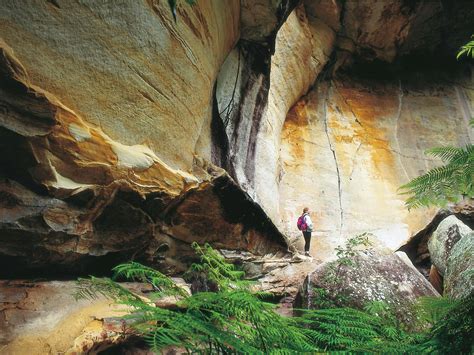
[1,0,473,351]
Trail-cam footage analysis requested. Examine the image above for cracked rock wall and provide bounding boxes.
[279,71,474,255]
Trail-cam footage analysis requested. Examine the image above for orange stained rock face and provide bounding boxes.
[282,98,312,161]
[330,80,399,174]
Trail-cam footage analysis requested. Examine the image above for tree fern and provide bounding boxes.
[400,35,474,209]
[400,145,474,209]
[75,244,472,353]
[184,242,251,292]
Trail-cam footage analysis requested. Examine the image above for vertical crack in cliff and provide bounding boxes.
[395,78,410,181]
[322,82,344,234]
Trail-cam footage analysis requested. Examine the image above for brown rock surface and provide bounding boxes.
[0,0,240,170]
[0,280,129,354]
[0,280,191,354]
[0,34,287,276]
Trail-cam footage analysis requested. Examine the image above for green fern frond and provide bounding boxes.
[457,35,474,59]
[184,242,251,291]
[400,144,474,209]
[420,293,474,354]
[113,262,187,298]
[415,296,459,324]
[75,276,145,305]
[426,146,466,162]
[75,245,473,353]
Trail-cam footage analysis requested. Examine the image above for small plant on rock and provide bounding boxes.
[323,232,373,284]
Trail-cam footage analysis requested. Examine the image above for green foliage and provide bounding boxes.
[167,0,197,22]
[399,145,474,209]
[76,243,473,354]
[76,245,316,353]
[414,296,459,324]
[420,293,474,354]
[311,287,351,309]
[184,242,250,292]
[75,276,143,304]
[296,306,421,353]
[114,262,188,298]
[323,233,372,284]
[334,232,372,267]
[400,35,474,209]
[457,35,474,59]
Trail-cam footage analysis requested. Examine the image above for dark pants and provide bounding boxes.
[303,231,312,252]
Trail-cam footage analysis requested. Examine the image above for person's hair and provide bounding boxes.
[303,207,309,213]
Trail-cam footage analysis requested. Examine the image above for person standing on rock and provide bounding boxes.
[297,207,314,256]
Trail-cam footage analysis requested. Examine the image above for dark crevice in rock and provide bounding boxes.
[398,204,474,280]
[398,210,451,279]
[217,0,299,190]
[0,129,46,195]
[0,251,128,279]
[218,41,271,187]
[269,0,302,54]
[212,175,286,247]
[210,83,230,171]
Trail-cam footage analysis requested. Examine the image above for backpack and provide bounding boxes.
[297,214,308,231]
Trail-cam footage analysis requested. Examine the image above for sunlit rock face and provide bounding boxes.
[0,0,289,276]
[0,0,240,170]
[0,280,184,353]
[1,0,473,273]
[216,0,474,260]
[239,0,474,257]
[278,72,473,255]
[219,0,338,223]
[0,280,128,353]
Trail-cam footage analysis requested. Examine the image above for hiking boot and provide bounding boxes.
[305,251,311,257]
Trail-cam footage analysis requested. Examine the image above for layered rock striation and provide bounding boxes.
[0,0,294,277]
[1,0,474,351]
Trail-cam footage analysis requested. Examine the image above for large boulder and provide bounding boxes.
[444,232,474,299]
[296,244,439,326]
[428,215,472,276]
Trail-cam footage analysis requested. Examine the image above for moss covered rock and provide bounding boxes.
[296,245,439,327]
[428,215,472,276]
[444,232,474,299]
